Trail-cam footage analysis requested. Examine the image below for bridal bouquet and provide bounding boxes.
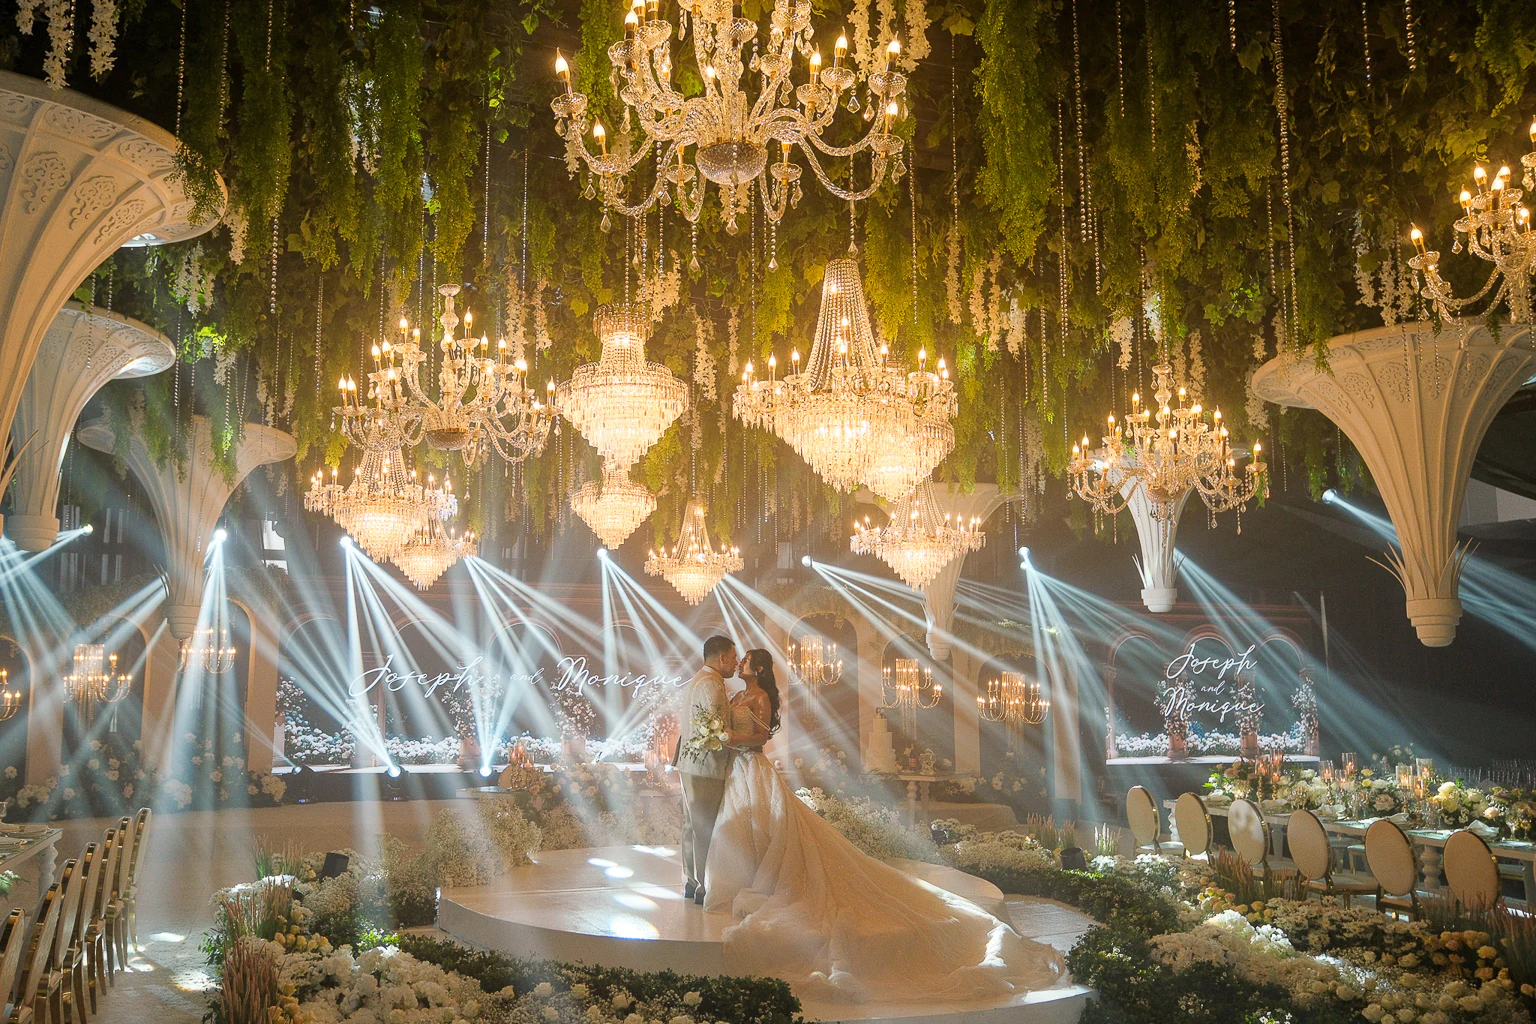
[680,708,729,762]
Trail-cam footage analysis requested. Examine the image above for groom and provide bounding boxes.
[674,634,736,905]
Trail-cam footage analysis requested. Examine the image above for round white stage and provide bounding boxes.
[437,845,1092,1024]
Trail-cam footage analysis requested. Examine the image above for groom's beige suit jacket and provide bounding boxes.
[674,666,731,780]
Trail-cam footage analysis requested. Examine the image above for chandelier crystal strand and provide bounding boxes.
[734,259,955,499]
[550,0,908,236]
[1409,139,1536,324]
[1068,362,1267,529]
[392,514,477,590]
[557,303,689,471]
[645,498,743,605]
[977,670,1050,728]
[788,634,844,686]
[849,478,984,589]
[571,462,658,547]
[881,657,941,739]
[180,625,237,673]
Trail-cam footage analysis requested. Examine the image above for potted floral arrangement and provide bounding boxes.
[1490,786,1535,840]
[1431,779,1493,829]
[1354,769,1406,818]
[554,689,597,764]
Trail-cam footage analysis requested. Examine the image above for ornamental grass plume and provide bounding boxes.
[220,937,279,1024]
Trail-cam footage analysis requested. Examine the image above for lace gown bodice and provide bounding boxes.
[702,692,1062,1005]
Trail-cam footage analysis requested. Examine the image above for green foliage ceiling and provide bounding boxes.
[7,0,1536,543]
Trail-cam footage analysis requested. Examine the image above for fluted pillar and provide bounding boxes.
[1120,473,1193,613]
[0,72,216,535]
[1253,323,1536,646]
[7,302,173,550]
[76,415,295,638]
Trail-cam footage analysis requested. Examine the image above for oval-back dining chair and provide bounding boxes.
[1442,829,1502,910]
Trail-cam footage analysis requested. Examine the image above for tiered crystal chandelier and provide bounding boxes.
[977,671,1050,728]
[63,643,132,723]
[392,516,477,591]
[734,259,955,498]
[1408,138,1536,322]
[645,498,743,605]
[850,479,984,589]
[1068,363,1266,527]
[556,303,689,474]
[788,634,843,686]
[551,0,909,240]
[305,450,457,562]
[375,286,554,469]
[571,464,659,547]
[180,625,237,674]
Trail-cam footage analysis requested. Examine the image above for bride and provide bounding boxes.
[703,648,1064,1004]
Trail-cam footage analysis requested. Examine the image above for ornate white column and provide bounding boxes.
[234,598,281,775]
[1119,473,1193,613]
[76,415,295,638]
[0,72,215,536]
[919,484,1009,661]
[1254,323,1536,646]
[7,302,174,550]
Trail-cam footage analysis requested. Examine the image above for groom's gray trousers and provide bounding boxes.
[679,771,727,889]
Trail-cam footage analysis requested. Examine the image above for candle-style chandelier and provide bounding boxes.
[392,516,477,590]
[180,625,237,674]
[306,450,458,562]
[550,0,909,243]
[0,669,21,723]
[881,656,940,739]
[1407,130,1536,323]
[788,634,843,686]
[556,303,689,473]
[346,286,553,470]
[645,498,743,605]
[850,479,984,590]
[64,643,132,722]
[571,465,658,547]
[1068,362,1266,528]
[977,670,1050,728]
[734,259,955,499]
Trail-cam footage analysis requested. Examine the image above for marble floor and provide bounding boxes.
[13,802,1095,1024]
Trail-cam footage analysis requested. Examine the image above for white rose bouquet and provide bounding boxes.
[680,707,729,762]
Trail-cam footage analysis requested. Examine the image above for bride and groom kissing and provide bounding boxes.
[670,635,1063,1004]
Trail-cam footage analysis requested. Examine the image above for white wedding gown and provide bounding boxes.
[703,698,1064,1004]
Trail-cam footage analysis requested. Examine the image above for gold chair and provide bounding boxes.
[1288,809,1375,904]
[122,809,150,956]
[82,829,119,995]
[1364,819,1421,918]
[1172,793,1213,861]
[1442,829,1503,910]
[63,843,99,1023]
[36,858,84,1024]
[104,818,136,973]
[10,884,61,1024]
[1125,786,1182,855]
[0,911,28,1024]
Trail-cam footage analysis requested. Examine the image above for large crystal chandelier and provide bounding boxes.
[551,0,909,238]
[1408,137,1536,322]
[556,303,689,471]
[645,498,743,605]
[359,286,553,469]
[850,479,984,589]
[1069,363,1266,527]
[571,464,658,547]
[63,643,132,723]
[734,259,955,498]
[881,657,940,739]
[180,625,237,674]
[788,634,843,686]
[392,516,477,590]
[305,449,457,561]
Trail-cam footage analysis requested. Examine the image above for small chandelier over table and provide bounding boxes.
[551,0,910,244]
[1408,135,1536,322]
[977,670,1050,728]
[392,516,477,590]
[180,625,237,674]
[0,668,21,723]
[64,643,132,723]
[735,258,955,499]
[306,450,458,562]
[788,634,843,686]
[850,478,984,590]
[572,463,658,547]
[1068,362,1266,529]
[645,498,743,605]
[881,656,940,740]
[557,303,689,473]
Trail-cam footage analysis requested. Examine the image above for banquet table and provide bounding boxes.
[1166,799,1536,904]
[0,827,62,913]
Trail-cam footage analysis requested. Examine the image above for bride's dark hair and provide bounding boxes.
[745,648,781,733]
